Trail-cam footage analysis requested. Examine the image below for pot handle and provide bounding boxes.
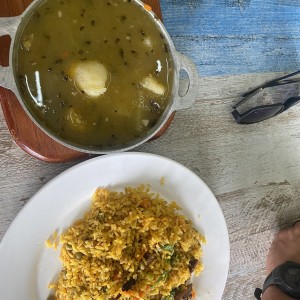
[0,16,20,90]
[173,52,199,111]
[0,67,13,90]
[0,16,20,36]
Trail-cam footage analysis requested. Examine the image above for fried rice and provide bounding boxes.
[48,185,205,299]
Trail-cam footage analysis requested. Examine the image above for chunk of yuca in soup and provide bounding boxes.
[70,61,108,97]
[141,75,165,95]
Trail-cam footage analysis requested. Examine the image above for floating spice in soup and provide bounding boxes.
[15,0,174,150]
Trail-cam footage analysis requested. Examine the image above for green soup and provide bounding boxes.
[15,0,174,150]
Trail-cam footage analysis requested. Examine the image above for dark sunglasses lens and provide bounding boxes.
[239,106,283,124]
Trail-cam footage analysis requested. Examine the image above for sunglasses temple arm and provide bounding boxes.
[272,77,300,86]
[233,70,300,110]
[232,87,263,109]
[242,71,300,97]
[242,86,264,98]
[270,70,300,82]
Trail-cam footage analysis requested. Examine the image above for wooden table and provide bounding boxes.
[1,1,300,299]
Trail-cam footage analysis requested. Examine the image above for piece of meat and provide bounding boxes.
[122,278,137,291]
[174,283,193,300]
[144,252,156,264]
[188,257,198,273]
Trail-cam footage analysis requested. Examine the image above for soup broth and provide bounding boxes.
[15,0,174,150]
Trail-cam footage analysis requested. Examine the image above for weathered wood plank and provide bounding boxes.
[219,181,300,299]
[160,0,300,76]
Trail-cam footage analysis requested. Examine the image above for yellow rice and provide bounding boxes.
[49,185,205,299]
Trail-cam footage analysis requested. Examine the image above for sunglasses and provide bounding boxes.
[232,70,300,124]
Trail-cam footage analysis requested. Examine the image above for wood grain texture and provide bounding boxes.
[0,0,167,162]
[160,0,300,76]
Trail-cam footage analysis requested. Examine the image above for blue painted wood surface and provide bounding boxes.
[160,0,300,76]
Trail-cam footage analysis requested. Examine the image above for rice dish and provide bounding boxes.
[48,185,205,299]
